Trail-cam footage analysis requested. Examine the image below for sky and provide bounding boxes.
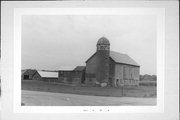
[22,15,157,75]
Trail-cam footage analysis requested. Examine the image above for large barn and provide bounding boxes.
[85,37,140,87]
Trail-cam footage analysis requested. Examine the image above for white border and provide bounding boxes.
[14,8,165,113]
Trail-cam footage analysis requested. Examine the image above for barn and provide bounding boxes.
[30,37,140,87]
[21,69,41,80]
[85,37,140,87]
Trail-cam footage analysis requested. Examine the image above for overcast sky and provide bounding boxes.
[22,15,157,75]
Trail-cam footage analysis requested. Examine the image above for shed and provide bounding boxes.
[21,69,41,80]
[38,71,58,82]
[58,70,85,85]
[73,66,86,83]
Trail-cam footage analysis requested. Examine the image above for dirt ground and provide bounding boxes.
[22,90,156,106]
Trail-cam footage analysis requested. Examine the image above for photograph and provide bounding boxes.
[21,15,157,106]
[1,1,179,120]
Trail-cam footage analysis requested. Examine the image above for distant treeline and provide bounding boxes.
[140,74,157,81]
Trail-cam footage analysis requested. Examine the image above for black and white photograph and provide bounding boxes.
[1,1,179,120]
[21,14,157,106]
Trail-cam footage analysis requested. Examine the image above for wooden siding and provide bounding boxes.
[114,64,140,86]
[86,53,98,75]
[58,71,83,85]
[85,50,110,84]
[109,58,115,85]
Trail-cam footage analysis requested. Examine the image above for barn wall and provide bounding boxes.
[114,64,140,86]
[114,64,124,87]
[96,51,109,83]
[85,53,98,84]
[58,71,83,85]
[86,51,110,84]
[42,77,58,82]
[84,73,96,85]
[86,54,98,74]
[109,58,115,86]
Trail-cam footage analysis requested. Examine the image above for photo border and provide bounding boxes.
[13,8,165,113]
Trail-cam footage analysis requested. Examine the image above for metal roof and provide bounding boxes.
[21,69,37,76]
[38,71,58,78]
[110,51,140,66]
[86,51,140,67]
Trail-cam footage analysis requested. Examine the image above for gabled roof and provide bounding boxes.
[21,70,27,75]
[38,71,58,78]
[21,69,37,76]
[86,51,140,67]
[110,51,140,66]
[73,66,86,71]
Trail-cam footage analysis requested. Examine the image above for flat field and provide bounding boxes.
[22,80,156,98]
[22,80,156,106]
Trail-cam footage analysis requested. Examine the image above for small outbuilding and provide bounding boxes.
[73,66,86,83]
[58,66,85,85]
[38,71,58,82]
[21,69,41,80]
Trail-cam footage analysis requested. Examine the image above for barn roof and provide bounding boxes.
[73,66,86,71]
[38,71,58,78]
[86,51,140,67]
[21,70,27,75]
[21,69,37,76]
[110,51,140,66]
[58,66,75,71]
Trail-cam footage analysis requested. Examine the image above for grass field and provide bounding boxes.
[22,80,156,98]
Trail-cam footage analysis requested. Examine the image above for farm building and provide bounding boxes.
[58,66,86,85]
[25,37,140,87]
[58,71,84,85]
[21,69,41,80]
[85,37,140,87]
[38,71,58,82]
